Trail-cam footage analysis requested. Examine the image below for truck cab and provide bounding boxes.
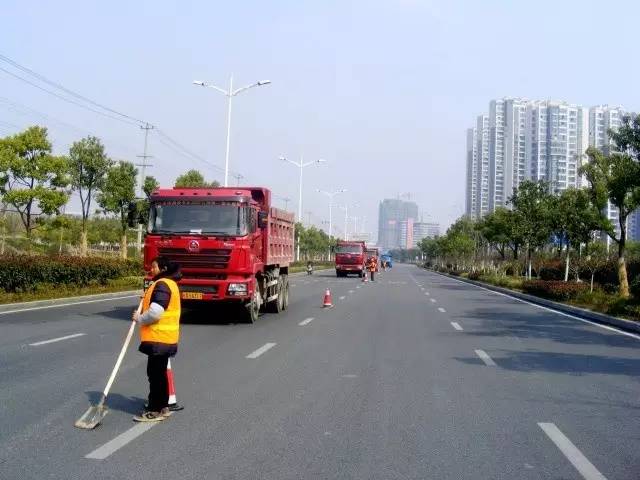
[334,240,366,277]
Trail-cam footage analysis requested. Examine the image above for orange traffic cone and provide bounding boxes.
[167,359,184,412]
[323,289,333,307]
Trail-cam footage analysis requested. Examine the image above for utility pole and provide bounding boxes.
[136,123,154,254]
[233,173,244,186]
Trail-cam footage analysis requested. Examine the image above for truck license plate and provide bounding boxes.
[181,292,203,300]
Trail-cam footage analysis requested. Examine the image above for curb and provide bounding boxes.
[428,269,640,335]
[0,290,141,313]
[0,268,334,312]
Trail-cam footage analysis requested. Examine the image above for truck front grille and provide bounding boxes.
[158,248,232,270]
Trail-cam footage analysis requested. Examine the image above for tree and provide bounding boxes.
[136,175,160,227]
[0,126,69,240]
[580,123,640,297]
[68,136,113,256]
[97,161,137,259]
[174,170,219,188]
[578,242,609,293]
[553,188,606,281]
[509,180,554,279]
[477,207,520,260]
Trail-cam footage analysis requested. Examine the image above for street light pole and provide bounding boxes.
[280,156,325,261]
[193,77,271,186]
[317,189,347,238]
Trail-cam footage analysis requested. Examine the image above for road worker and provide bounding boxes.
[132,256,182,422]
[367,256,378,282]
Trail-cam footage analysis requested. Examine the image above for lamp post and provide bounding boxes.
[281,156,326,261]
[193,77,271,186]
[317,189,347,238]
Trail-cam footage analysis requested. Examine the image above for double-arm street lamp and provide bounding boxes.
[317,189,347,238]
[193,76,271,186]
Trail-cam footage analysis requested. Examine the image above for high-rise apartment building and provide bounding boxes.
[400,221,440,248]
[378,199,419,250]
[465,127,477,218]
[475,115,490,218]
[467,98,590,216]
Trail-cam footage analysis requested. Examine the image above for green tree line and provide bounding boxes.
[0,126,221,258]
[420,113,640,299]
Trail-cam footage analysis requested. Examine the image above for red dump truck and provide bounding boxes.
[334,240,366,277]
[143,187,295,323]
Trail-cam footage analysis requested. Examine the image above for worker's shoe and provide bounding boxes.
[160,407,173,418]
[133,411,167,422]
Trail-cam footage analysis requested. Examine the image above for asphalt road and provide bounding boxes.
[0,264,638,479]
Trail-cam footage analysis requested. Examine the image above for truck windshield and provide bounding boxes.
[336,245,362,254]
[149,202,248,236]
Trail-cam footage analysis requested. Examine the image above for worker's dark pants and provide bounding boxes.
[370,270,375,281]
[146,355,169,412]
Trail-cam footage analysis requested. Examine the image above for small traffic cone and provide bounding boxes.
[362,273,368,283]
[323,289,333,308]
[166,359,184,412]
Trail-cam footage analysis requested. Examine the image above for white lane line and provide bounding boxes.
[538,423,607,480]
[85,423,155,460]
[348,290,354,294]
[430,298,436,303]
[339,296,346,300]
[246,342,277,359]
[438,307,446,313]
[475,349,496,366]
[356,286,362,289]
[0,295,138,316]
[29,333,86,346]
[298,317,314,326]
[425,292,430,296]
[433,271,640,341]
[451,322,463,331]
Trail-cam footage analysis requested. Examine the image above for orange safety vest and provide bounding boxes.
[140,278,181,345]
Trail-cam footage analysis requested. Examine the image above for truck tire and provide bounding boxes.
[243,289,260,324]
[281,276,289,310]
[266,277,284,313]
[358,271,363,278]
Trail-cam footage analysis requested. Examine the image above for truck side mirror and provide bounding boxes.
[258,211,268,229]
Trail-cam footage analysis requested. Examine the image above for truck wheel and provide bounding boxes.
[243,290,260,324]
[266,277,284,313]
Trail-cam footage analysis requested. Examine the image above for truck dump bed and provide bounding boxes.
[266,207,295,267]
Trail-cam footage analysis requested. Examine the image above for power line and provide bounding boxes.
[0,66,140,127]
[0,53,148,126]
[0,53,250,182]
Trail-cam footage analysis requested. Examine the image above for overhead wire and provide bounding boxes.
[0,53,249,181]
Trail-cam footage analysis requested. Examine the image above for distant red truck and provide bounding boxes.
[334,240,366,277]
[143,187,294,323]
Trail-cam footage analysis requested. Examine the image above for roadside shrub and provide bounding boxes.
[630,276,640,299]
[0,255,142,293]
[538,258,565,281]
[522,280,589,301]
[468,271,481,281]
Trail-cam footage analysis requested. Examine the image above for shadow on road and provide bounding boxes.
[455,307,638,349]
[456,350,640,378]
[85,391,146,415]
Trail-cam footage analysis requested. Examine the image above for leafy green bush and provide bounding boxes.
[522,280,589,301]
[0,255,142,293]
[468,271,481,280]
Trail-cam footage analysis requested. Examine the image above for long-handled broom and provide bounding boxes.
[75,299,142,429]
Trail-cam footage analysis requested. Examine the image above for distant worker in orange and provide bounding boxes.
[367,256,378,282]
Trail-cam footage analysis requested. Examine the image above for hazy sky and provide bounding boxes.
[3,0,640,239]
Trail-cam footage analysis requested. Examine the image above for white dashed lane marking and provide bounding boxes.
[29,333,86,347]
[298,318,314,326]
[451,322,463,331]
[475,349,496,366]
[246,343,277,359]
